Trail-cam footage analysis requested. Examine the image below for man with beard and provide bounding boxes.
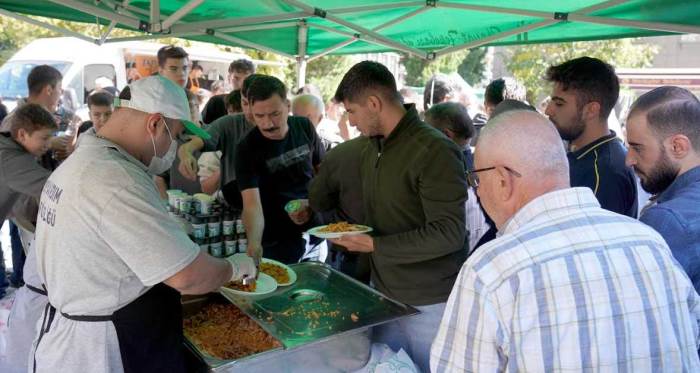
[625,86,700,292]
[545,57,638,217]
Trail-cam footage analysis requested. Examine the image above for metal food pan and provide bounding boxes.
[184,262,419,372]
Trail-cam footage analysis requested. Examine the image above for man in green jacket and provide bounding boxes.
[331,61,468,372]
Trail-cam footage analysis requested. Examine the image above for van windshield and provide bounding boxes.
[0,61,71,100]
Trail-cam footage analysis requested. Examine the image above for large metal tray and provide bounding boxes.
[184,262,419,372]
[223,262,420,349]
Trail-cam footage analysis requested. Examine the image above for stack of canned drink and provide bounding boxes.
[166,190,247,258]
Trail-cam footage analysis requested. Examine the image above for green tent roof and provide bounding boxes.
[1,0,699,60]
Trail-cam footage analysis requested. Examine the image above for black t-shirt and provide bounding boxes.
[201,94,227,124]
[236,116,325,242]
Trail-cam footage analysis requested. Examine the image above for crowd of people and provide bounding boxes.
[0,41,698,373]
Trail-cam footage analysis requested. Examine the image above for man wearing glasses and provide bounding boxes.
[432,110,700,372]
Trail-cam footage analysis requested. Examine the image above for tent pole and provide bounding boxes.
[296,59,308,90]
[433,0,636,57]
[434,20,557,57]
[213,31,295,59]
[282,0,429,59]
[570,14,700,34]
[101,0,150,17]
[150,0,161,32]
[327,2,425,15]
[438,2,550,18]
[103,31,206,43]
[308,6,430,61]
[219,22,299,33]
[99,0,131,44]
[47,0,142,29]
[170,12,307,34]
[162,0,204,30]
[307,39,356,62]
[100,21,118,44]
[296,21,309,89]
[0,8,97,43]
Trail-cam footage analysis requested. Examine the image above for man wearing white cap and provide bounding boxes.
[29,76,256,373]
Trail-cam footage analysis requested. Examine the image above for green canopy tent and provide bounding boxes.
[1,0,699,87]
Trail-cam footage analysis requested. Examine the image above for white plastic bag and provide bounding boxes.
[353,343,419,373]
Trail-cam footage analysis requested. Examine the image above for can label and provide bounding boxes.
[222,221,234,236]
[192,224,206,239]
[210,244,223,258]
[180,197,192,215]
[208,223,220,237]
[225,241,237,256]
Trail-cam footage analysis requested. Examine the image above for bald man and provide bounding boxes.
[431,110,700,372]
[292,94,343,149]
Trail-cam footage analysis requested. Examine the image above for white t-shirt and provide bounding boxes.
[32,132,199,372]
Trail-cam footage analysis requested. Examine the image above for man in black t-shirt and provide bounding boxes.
[236,76,324,264]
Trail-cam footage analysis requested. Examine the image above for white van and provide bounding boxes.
[0,37,271,119]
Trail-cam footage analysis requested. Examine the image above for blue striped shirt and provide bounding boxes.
[431,187,700,372]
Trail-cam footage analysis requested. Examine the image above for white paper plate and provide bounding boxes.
[261,258,297,287]
[219,273,277,297]
[307,224,373,239]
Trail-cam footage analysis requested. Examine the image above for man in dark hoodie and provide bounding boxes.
[331,61,468,372]
[0,104,56,297]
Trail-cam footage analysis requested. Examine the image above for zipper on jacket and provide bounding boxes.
[374,137,383,168]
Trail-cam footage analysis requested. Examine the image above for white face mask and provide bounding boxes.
[146,119,177,175]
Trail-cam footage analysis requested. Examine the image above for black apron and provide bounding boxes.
[33,283,185,373]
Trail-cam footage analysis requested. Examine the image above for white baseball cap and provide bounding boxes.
[114,75,210,139]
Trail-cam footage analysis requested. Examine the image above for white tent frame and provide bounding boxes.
[2,0,700,87]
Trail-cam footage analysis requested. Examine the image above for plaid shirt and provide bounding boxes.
[431,187,700,372]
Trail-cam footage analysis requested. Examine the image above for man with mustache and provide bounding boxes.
[544,57,638,217]
[625,86,700,292]
[235,75,325,264]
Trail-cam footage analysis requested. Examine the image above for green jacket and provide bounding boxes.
[363,105,468,306]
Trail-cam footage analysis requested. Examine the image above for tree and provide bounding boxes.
[283,55,354,103]
[457,47,488,86]
[506,39,658,104]
[401,48,487,87]
[0,15,145,65]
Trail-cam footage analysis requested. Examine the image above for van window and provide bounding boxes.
[0,61,71,99]
[84,64,117,96]
[65,71,83,111]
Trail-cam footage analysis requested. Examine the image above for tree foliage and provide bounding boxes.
[457,47,488,86]
[401,48,487,87]
[0,14,352,103]
[283,55,354,103]
[0,15,146,64]
[506,39,658,104]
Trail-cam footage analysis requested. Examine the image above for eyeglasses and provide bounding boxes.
[466,166,522,188]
